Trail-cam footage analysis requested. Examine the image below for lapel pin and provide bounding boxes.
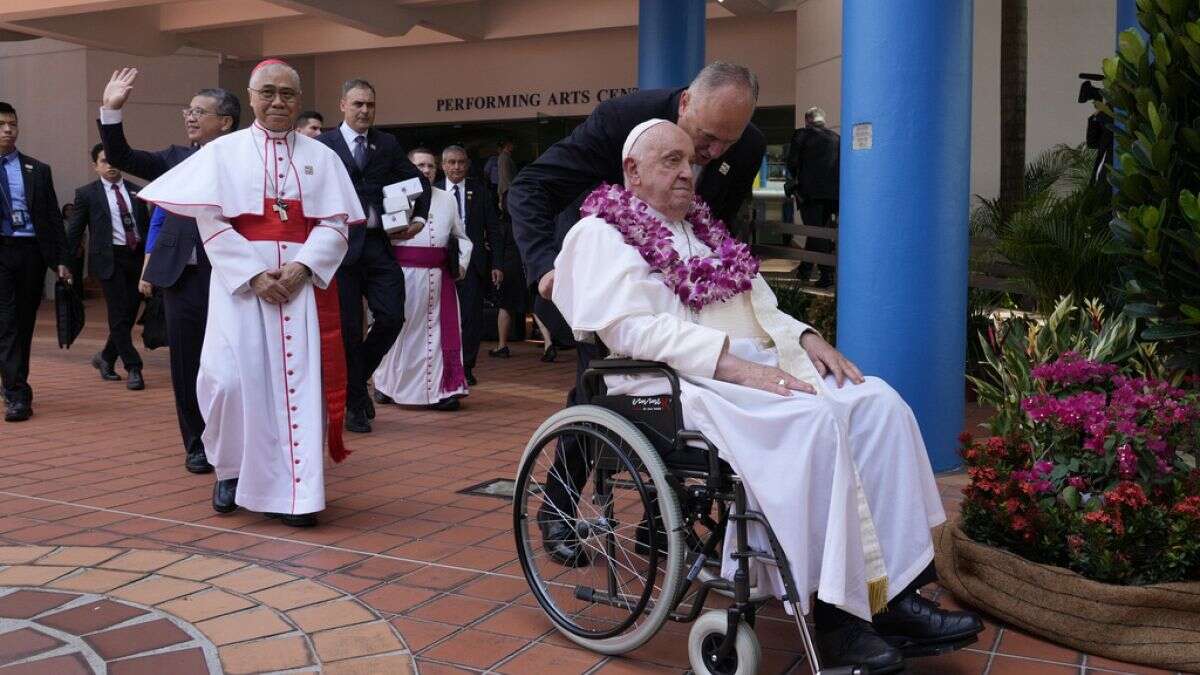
[719,162,730,175]
[369,144,376,151]
[23,164,33,171]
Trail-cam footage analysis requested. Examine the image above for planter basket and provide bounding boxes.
[934,521,1200,672]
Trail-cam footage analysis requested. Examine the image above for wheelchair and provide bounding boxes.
[513,359,864,675]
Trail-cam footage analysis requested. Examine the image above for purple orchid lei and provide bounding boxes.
[579,183,760,311]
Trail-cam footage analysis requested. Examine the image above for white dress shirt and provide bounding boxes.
[339,122,381,229]
[101,176,135,246]
[444,178,467,223]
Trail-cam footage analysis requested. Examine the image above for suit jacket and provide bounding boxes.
[786,126,840,201]
[442,176,504,280]
[507,87,767,285]
[97,120,204,287]
[66,179,150,280]
[316,126,431,266]
[5,153,65,269]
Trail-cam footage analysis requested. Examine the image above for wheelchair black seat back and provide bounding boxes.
[512,359,862,675]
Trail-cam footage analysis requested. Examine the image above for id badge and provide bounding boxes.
[121,213,134,229]
[9,211,28,229]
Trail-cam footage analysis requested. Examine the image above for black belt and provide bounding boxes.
[0,235,38,245]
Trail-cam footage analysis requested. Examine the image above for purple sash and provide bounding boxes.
[392,245,466,394]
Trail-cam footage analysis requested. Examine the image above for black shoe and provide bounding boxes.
[816,616,904,674]
[540,345,558,363]
[373,390,394,405]
[185,449,213,474]
[4,401,31,423]
[345,407,371,433]
[365,396,376,420]
[466,369,477,386]
[92,353,120,381]
[537,505,590,567]
[874,591,983,657]
[489,346,511,358]
[430,397,460,411]
[126,369,145,391]
[266,512,318,527]
[212,478,238,514]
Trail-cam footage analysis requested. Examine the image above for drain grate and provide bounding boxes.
[458,477,517,500]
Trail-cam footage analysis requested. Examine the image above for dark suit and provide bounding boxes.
[786,125,840,282]
[506,87,766,517]
[67,178,149,371]
[0,152,64,406]
[443,177,504,370]
[98,119,209,455]
[317,125,432,412]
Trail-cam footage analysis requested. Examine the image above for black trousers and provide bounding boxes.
[98,247,144,371]
[0,237,46,405]
[456,272,486,370]
[163,263,210,456]
[337,229,405,411]
[797,198,839,281]
[542,341,605,516]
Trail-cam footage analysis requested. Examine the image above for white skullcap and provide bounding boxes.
[622,118,670,160]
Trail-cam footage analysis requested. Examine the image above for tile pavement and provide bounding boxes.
[0,300,1189,675]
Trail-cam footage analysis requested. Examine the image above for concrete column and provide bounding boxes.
[837,1,974,471]
[637,0,705,89]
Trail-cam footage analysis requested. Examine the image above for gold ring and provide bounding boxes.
[777,379,786,387]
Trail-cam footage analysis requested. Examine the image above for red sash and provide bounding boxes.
[233,199,350,463]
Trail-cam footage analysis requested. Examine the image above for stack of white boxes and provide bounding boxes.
[381,177,425,233]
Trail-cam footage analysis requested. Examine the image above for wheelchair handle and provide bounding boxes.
[580,359,685,434]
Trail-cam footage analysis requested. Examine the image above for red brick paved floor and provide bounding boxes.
[0,299,1187,674]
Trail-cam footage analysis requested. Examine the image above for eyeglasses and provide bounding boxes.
[249,87,299,103]
[180,108,223,119]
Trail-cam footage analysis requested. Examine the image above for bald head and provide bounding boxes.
[676,61,758,166]
[623,121,695,221]
[248,62,302,132]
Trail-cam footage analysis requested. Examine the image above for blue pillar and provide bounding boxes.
[1115,0,1142,47]
[637,0,705,89]
[838,1,974,472]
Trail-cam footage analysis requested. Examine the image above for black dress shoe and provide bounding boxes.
[430,397,460,411]
[537,505,590,567]
[373,390,394,405]
[488,346,511,358]
[874,591,983,656]
[365,397,376,420]
[540,345,558,363]
[212,478,238,514]
[185,449,213,474]
[465,369,477,386]
[345,407,371,433]
[4,402,31,423]
[816,616,905,674]
[266,512,318,527]
[92,353,121,381]
[127,369,145,391]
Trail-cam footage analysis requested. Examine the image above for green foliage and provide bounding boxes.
[971,145,1119,313]
[768,280,836,343]
[1105,1,1200,370]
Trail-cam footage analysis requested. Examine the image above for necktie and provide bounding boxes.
[353,135,367,170]
[112,183,138,248]
[452,183,463,220]
[0,158,12,236]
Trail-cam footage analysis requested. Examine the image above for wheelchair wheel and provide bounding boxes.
[687,610,761,675]
[513,405,685,655]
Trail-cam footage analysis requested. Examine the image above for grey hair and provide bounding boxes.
[442,144,468,159]
[341,78,375,97]
[688,61,759,103]
[196,87,241,129]
[805,106,827,126]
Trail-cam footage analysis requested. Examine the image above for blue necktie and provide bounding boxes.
[452,184,463,220]
[0,159,12,237]
[353,135,367,170]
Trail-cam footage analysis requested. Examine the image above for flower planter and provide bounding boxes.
[934,521,1200,672]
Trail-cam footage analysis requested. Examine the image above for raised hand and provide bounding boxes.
[102,68,139,110]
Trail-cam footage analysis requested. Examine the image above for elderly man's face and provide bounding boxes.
[410,151,438,184]
[442,150,468,184]
[185,95,232,146]
[626,124,695,221]
[249,66,301,133]
[676,85,754,166]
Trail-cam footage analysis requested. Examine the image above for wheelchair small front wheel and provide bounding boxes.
[688,610,761,675]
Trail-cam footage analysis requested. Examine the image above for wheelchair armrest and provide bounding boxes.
[586,359,671,372]
[580,359,684,432]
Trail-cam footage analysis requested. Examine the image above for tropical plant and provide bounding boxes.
[1103,2,1200,370]
[768,280,836,343]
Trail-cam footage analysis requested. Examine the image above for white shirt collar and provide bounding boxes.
[339,121,368,149]
[446,177,465,191]
[100,176,122,188]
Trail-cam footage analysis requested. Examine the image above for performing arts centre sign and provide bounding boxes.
[435,87,639,114]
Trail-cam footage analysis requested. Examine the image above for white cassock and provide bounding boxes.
[374,187,473,404]
[138,122,364,515]
[552,210,946,621]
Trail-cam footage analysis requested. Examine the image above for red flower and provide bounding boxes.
[1105,482,1148,510]
[1174,496,1200,520]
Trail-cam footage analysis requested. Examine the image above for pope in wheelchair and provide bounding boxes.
[512,119,981,675]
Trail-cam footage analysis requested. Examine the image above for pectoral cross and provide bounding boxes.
[272,199,289,222]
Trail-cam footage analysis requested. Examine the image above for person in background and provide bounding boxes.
[295,110,323,138]
[482,144,500,194]
[785,106,840,288]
